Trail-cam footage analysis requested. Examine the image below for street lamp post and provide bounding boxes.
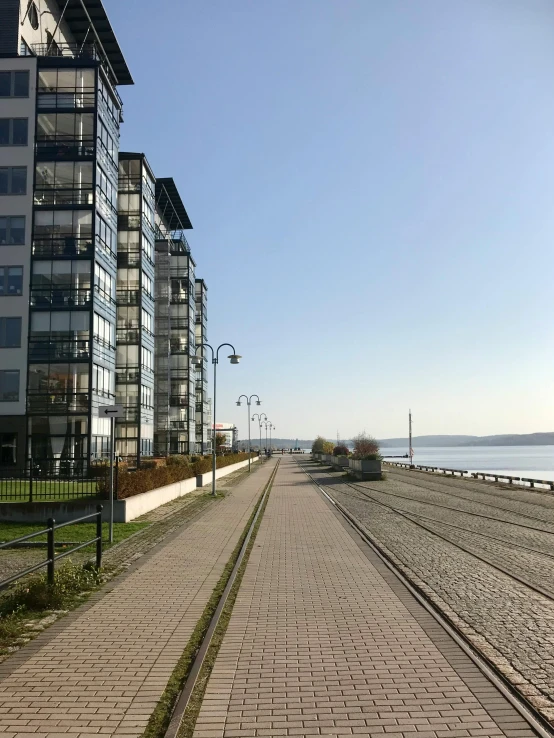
[262,420,271,454]
[252,413,267,459]
[269,423,275,452]
[193,343,241,496]
[236,394,261,472]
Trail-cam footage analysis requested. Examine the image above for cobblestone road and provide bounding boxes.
[193,458,536,738]
[306,462,554,723]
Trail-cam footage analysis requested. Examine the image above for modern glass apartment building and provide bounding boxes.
[0,2,210,471]
[194,278,210,455]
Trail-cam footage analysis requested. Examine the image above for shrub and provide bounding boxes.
[167,455,191,467]
[333,444,350,457]
[311,436,326,454]
[351,432,381,460]
[193,452,255,476]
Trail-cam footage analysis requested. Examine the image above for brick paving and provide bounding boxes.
[0,460,276,738]
[194,457,536,738]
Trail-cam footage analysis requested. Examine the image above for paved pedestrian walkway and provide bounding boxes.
[0,459,276,738]
[194,457,536,738]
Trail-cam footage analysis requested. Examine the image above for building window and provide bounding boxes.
[0,216,25,245]
[93,312,115,348]
[0,167,27,195]
[93,363,115,398]
[141,346,153,372]
[97,216,116,255]
[0,119,28,146]
[0,266,23,296]
[142,271,153,298]
[0,370,19,401]
[0,71,29,98]
[141,385,153,408]
[0,317,21,347]
[28,2,39,29]
[0,433,17,465]
[94,263,114,301]
[142,308,153,334]
[96,164,117,212]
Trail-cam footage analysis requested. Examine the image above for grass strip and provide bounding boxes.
[142,468,276,738]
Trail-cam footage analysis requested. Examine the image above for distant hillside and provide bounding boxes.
[238,433,554,449]
[379,433,554,447]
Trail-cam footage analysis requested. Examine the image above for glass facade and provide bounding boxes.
[27,61,121,470]
[115,154,155,462]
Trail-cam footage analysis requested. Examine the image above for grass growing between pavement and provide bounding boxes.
[0,521,149,546]
[142,475,274,738]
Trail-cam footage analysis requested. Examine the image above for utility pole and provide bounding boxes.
[409,409,414,468]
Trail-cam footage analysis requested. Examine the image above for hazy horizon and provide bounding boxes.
[110,0,554,440]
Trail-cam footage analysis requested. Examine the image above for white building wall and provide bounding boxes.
[19,0,76,50]
[0,55,37,415]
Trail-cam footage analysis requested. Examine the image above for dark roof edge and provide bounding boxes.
[155,177,193,230]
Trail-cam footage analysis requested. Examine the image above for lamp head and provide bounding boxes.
[236,401,241,406]
[256,400,261,406]
[228,354,241,365]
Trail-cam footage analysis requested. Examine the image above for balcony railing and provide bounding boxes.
[116,328,140,344]
[170,342,189,355]
[170,292,192,304]
[116,367,140,384]
[117,249,141,268]
[34,188,94,207]
[32,237,93,258]
[36,138,95,159]
[27,393,90,414]
[29,339,90,361]
[118,213,141,230]
[116,289,140,306]
[118,176,141,193]
[170,421,189,430]
[37,89,96,110]
[170,395,190,407]
[31,287,92,308]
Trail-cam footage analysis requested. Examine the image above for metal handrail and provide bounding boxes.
[383,461,554,490]
[0,506,103,590]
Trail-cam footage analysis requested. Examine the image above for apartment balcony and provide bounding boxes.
[27,392,90,414]
[32,236,93,258]
[170,395,190,408]
[170,341,189,355]
[116,366,140,384]
[118,176,142,193]
[31,287,91,308]
[34,188,94,207]
[116,328,140,344]
[36,138,95,160]
[118,213,141,230]
[169,421,189,430]
[29,339,90,362]
[116,289,140,306]
[117,249,141,268]
[170,292,192,305]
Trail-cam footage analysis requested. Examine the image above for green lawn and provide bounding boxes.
[0,521,149,547]
[0,480,101,503]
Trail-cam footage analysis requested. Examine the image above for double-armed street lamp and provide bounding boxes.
[192,342,241,496]
[262,420,275,454]
[236,394,261,472]
[252,412,267,455]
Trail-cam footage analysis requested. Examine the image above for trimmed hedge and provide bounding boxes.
[99,452,258,500]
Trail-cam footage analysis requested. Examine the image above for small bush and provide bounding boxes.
[333,444,350,457]
[167,455,191,467]
[351,432,382,460]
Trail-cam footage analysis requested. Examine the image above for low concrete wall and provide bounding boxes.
[0,456,259,524]
[196,456,258,488]
[0,475,198,524]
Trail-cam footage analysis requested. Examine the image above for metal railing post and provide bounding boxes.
[47,518,55,586]
[96,505,103,569]
[29,459,33,503]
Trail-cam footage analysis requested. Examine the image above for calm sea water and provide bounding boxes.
[380,445,554,481]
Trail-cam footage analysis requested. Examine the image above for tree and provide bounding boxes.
[333,444,350,457]
[351,432,380,460]
[311,436,326,454]
[215,433,227,453]
[322,441,335,454]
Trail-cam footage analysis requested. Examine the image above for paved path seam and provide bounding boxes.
[0,460,276,738]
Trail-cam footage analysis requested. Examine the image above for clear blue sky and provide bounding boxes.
[108,0,554,440]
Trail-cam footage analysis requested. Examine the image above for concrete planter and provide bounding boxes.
[331,455,349,469]
[348,458,382,480]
